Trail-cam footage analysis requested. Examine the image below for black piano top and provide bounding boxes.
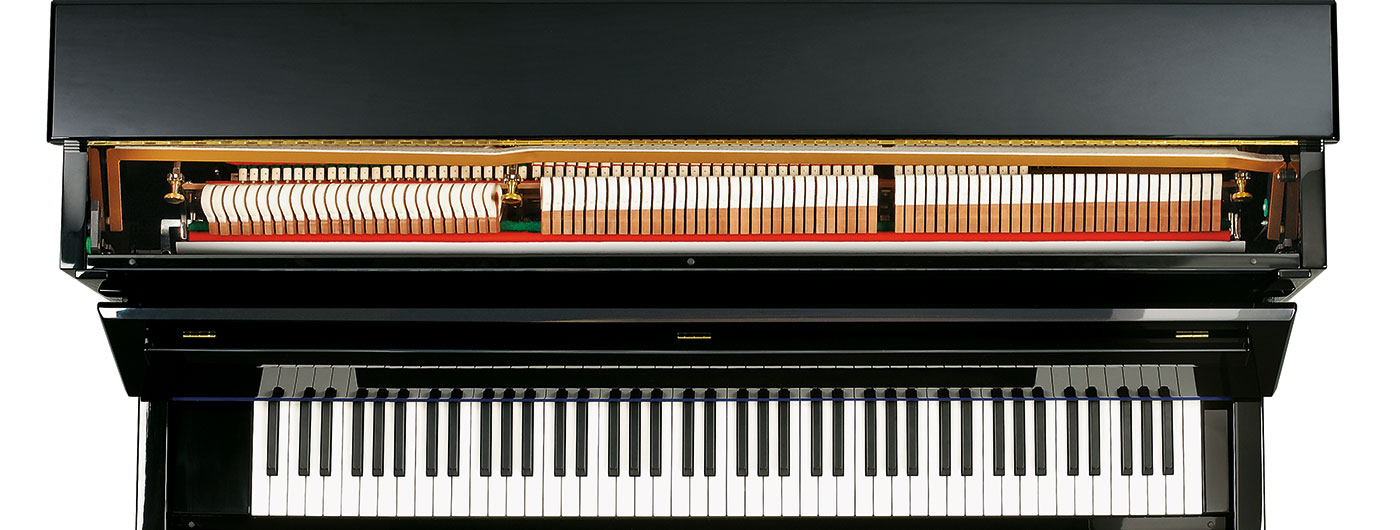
[47,0,1337,141]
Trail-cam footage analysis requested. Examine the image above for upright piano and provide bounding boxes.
[48,1,1336,529]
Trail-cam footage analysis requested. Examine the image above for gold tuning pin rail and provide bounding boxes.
[501,164,524,206]
[1231,170,1253,203]
[164,162,186,205]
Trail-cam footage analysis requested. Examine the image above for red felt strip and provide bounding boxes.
[190,231,1232,243]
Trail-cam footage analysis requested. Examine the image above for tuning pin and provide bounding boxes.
[1230,170,1253,203]
[164,162,186,205]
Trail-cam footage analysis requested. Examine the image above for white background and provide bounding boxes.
[0,0,1395,527]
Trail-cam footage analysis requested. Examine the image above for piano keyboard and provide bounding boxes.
[538,164,879,235]
[894,168,1223,234]
[199,182,501,236]
[249,366,1204,517]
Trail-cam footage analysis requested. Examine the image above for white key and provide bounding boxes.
[542,390,562,517]
[928,389,947,517]
[893,390,911,516]
[1038,386,1057,517]
[767,389,786,516]
[745,390,762,516]
[415,391,433,517]
[837,388,856,516]
[398,390,417,517]
[451,390,472,516]
[689,389,707,517]
[649,388,666,517]
[817,389,836,516]
[598,390,618,517]
[1075,393,1093,515]
[854,389,873,517]
[800,389,819,516]
[873,390,891,517]
[777,389,798,517]
[562,390,581,517]
[1002,389,1020,516]
[507,390,526,517]
[377,391,397,517]
[582,388,601,516]
[1182,393,1203,515]
[286,391,306,517]
[615,391,633,517]
[673,389,693,517]
[1110,386,1130,515]
[433,394,451,516]
[710,388,728,516]
[1091,374,1114,516]
[630,390,650,517]
[469,390,489,516]
[966,389,983,516]
[358,392,378,517]
[1019,389,1038,516]
[251,397,270,516]
[1129,390,1148,515]
[339,394,359,517]
[526,390,545,517]
[983,394,1000,516]
[910,389,930,517]
[325,379,346,517]
[1147,390,1167,515]
[1054,386,1074,515]
[485,390,505,516]
[947,390,965,516]
[1162,372,1185,516]
[726,389,745,516]
[305,389,324,517]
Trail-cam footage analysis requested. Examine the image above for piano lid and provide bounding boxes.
[48,0,1337,142]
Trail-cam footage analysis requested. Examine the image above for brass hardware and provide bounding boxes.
[164,162,186,204]
[676,332,712,340]
[1175,330,1210,339]
[182,330,216,339]
[1231,171,1253,203]
[501,165,524,205]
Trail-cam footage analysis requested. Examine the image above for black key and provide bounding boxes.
[320,388,336,477]
[608,389,621,477]
[736,389,749,477]
[372,388,387,477]
[394,389,408,477]
[553,389,567,477]
[298,387,314,477]
[937,388,951,477]
[959,389,973,476]
[1033,387,1047,476]
[1160,386,1175,475]
[501,389,514,477]
[351,389,366,477]
[448,389,462,477]
[649,389,663,477]
[523,389,535,477]
[575,388,589,477]
[682,389,696,477]
[1139,386,1154,475]
[809,389,823,477]
[1065,387,1079,476]
[832,388,845,477]
[885,389,898,477]
[1118,386,1132,475]
[992,388,1005,476]
[779,390,793,476]
[863,388,877,477]
[1012,388,1026,476]
[426,389,440,477]
[267,387,284,476]
[905,389,918,477]
[479,388,494,477]
[629,389,642,477]
[1087,387,1101,476]
[758,389,771,477]
[704,389,717,477]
